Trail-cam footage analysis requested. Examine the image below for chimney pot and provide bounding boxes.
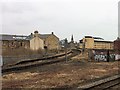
[34,31,38,34]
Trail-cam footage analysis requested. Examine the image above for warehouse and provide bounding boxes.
[79,36,113,50]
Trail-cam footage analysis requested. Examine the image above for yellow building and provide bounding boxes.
[30,31,44,50]
[79,36,113,50]
[0,31,60,51]
[40,32,59,50]
[28,31,60,50]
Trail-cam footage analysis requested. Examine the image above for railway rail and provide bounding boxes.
[78,74,120,90]
[2,49,81,73]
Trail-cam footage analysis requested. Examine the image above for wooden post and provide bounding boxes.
[65,38,68,62]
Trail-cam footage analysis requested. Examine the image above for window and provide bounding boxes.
[12,42,14,45]
[21,42,22,46]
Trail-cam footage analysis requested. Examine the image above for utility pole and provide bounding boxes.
[64,38,68,62]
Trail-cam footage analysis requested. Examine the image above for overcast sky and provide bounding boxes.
[1,0,120,42]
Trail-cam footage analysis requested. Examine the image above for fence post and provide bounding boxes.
[107,50,110,62]
[64,38,68,62]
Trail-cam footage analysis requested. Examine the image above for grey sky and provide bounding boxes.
[1,0,120,42]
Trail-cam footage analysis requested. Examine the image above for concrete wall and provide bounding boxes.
[30,37,44,50]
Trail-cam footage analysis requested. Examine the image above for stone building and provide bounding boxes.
[0,34,30,50]
[79,36,113,50]
[28,31,59,50]
[29,31,44,50]
[0,31,60,51]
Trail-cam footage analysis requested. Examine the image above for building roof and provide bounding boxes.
[79,36,113,43]
[26,34,53,40]
[93,37,104,40]
[84,36,104,40]
[40,34,52,39]
[0,34,28,41]
[26,31,59,40]
[0,31,59,41]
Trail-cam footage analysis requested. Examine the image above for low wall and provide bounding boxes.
[88,49,115,62]
[115,54,120,60]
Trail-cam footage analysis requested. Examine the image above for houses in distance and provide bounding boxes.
[0,31,119,53]
[0,31,60,51]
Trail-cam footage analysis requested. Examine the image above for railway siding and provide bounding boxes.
[2,50,80,73]
[78,74,120,89]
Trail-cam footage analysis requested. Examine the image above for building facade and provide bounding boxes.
[30,31,44,50]
[79,36,113,50]
[0,34,30,50]
[0,31,60,51]
[40,32,59,50]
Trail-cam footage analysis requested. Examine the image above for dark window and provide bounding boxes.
[12,42,14,45]
[21,42,22,46]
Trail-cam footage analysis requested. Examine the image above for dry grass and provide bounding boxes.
[2,47,44,57]
[2,61,120,88]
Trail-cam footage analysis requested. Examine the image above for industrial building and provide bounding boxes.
[79,36,113,50]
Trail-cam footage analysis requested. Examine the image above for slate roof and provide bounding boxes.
[26,33,59,40]
[26,34,51,40]
[40,34,52,39]
[0,33,59,41]
[0,34,28,41]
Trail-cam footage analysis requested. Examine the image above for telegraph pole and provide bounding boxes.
[64,38,68,62]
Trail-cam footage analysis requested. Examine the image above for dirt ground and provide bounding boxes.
[2,57,120,89]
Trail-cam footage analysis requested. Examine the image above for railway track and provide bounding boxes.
[2,49,80,73]
[78,74,120,90]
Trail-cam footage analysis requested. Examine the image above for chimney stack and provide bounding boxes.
[52,32,54,35]
[34,30,39,37]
